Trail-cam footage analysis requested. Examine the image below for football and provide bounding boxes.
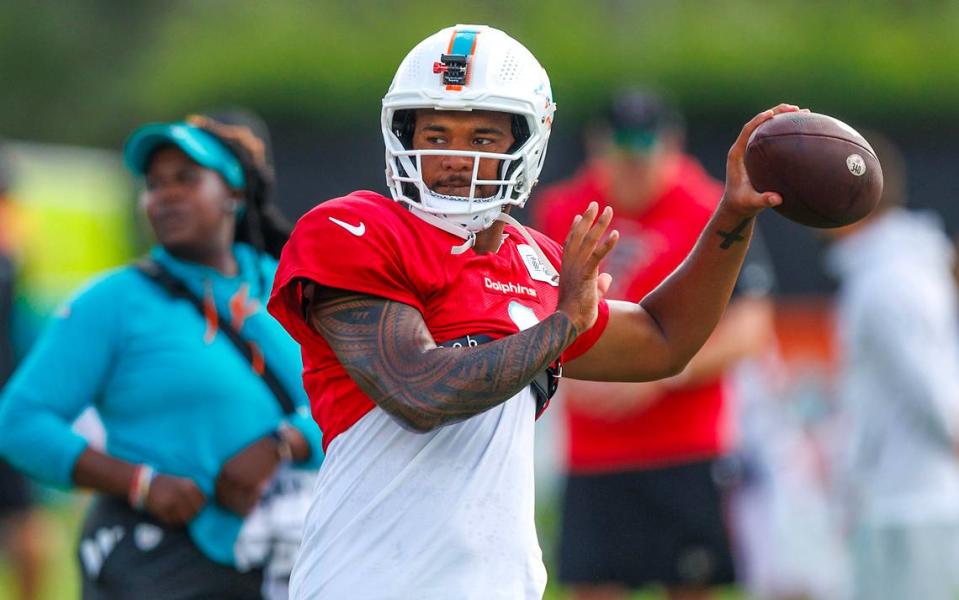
[744,112,883,228]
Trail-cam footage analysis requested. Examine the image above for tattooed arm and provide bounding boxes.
[307,288,575,432]
[304,199,618,433]
[564,104,801,382]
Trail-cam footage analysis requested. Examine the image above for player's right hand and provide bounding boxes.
[557,202,619,334]
[145,474,206,526]
[721,103,800,218]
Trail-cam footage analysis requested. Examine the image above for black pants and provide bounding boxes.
[559,459,737,588]
[79,496,263,600]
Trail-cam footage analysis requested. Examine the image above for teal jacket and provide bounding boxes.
[0,243,323,565]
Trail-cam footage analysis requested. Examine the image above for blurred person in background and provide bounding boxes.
[823,134,959,600]
[729,345,852,600]
[0,143,46,600]
[0,116,323,600]
[534,89,776,600]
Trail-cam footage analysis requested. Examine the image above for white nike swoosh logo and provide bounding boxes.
[328,216,366,236]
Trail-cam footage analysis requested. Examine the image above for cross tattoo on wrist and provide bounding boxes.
[717,218,751,249]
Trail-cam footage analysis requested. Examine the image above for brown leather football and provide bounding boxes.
[744,112,883,228]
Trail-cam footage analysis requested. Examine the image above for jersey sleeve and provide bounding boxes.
[562,298,610,362]
[0,273,124,487]
[268,195,424,346]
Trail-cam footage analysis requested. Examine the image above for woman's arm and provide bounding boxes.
[0,273,205,524]
[0,278,120,487]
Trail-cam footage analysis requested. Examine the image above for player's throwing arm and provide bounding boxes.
[563,104,802,382]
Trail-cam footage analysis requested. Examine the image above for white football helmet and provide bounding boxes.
[382,25,556,249]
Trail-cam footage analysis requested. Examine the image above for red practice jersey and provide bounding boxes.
[535,158,732,472]
[269,191,608,451]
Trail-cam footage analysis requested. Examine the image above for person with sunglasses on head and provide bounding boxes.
[0,115,322,600]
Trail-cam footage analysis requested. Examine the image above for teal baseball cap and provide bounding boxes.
[612,128,659,152]
[606,88,684,153]
[124,122,246,188]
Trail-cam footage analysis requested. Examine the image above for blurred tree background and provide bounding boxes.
[5,1,957,296]
[3,0,958,144]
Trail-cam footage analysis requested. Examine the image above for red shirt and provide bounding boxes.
[269,191,608,451]
[535,158,732,472]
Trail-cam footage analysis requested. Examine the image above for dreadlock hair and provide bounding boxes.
[185,114,291,260]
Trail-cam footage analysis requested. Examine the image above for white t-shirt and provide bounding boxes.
[828,210,959,525]
[290,387,546,599]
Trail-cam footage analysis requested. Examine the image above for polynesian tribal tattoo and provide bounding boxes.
[308,288,578,432]
[716,218,751,249]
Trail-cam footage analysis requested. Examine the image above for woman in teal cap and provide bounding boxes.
[0,115,323,599]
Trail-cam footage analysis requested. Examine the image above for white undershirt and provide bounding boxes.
[290,387,546,599]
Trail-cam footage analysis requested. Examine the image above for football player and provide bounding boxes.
[268,24,798,599]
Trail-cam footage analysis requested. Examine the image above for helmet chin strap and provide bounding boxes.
[496,212,561,285]
[408,206,478,254]
[407,207,561,285]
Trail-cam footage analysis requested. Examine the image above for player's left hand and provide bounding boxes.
[721,104,801,217]
[557,202,619,334]
[215,436,281,516]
